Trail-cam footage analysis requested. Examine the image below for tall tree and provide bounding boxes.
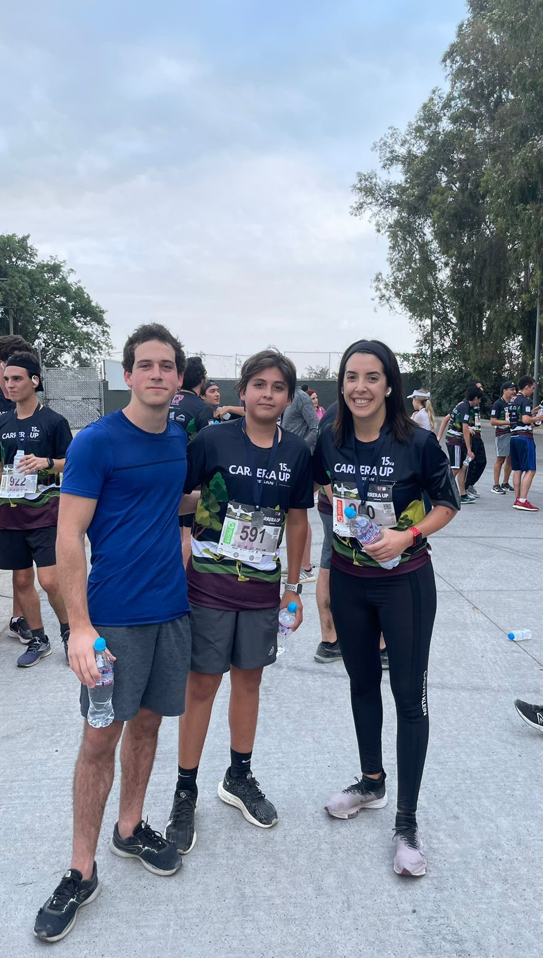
[0,234,112,365]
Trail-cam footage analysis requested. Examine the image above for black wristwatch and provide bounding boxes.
[46,457,54,470]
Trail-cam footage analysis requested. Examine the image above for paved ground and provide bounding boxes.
[1,424,542,958]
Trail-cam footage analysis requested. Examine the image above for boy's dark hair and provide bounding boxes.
[301,383,309,392]
[465,385,484,401]
[183,356,207,391]
[4,350,43,391]
[518,375,535,391]
[237,349,297,400]
[333,339,414,446]
[122,323,185,374]
[0,335,36,362]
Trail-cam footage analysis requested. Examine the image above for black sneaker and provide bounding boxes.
[491,484,506,495]
[218,769,278,828]
[17,635,51,668]
[164,787,198,854]
[110,820,182,875]
[314,640,342,663]
[9,616,33,644]
[501,482,514,492]
[61,626,70,663]
[380,648,389,670]
[514,699,543,732]
[34,864,101,942]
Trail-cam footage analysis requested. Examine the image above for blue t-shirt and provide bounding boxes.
[61,409,189,626]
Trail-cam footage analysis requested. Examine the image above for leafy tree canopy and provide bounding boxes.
[0,234,112,365]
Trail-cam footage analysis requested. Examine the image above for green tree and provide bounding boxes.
[0,234,112,365]
[304,364,336,380]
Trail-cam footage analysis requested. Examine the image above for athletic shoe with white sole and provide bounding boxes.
[393,825,427,877]
[34,864,101,942]
[110,820,182,875]
[460,494,476,505]
[298,568,316,584]
[513,499,539,511]
[467,485,480,498]
[17,635,51,668]
[314,640,343,663]
[164,786,198,854]
[325,775,387,819]
[501,482,514,492]
[218,769,278,827]
[514,699,543,732]
[491,484,506,495]
[9,616,33,644]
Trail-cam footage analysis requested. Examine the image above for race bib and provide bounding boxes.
[218,501,284,563]
[0,470,38,499]
[333,480,396,536]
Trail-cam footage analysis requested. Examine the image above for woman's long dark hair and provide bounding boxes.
[333,339,415,447]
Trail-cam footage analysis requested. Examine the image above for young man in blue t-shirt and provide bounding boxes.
[34,325,196,943]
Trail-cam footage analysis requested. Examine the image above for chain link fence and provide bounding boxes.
[43,367,102,428]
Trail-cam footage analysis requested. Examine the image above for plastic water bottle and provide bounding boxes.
[14,449,25,473]
[463,455,472,467]
[344,505,400,570]
[277,601,297,656]
[87,637,115,728]
[507,630,532,642]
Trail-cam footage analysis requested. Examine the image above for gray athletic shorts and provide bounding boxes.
[319,510,333,570]
[495,434,511,457]
[189,602,280,674]
[80,615,192,722]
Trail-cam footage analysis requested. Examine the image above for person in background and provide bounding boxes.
[443,385,484,504]
[202,380,221,410]
[508,375,542,512]
[282,387,320,583]
[408,390,435,432]
[490,381,517,494]
[465,380,487,498]
[308,389,326,421]
[169,357,208,564]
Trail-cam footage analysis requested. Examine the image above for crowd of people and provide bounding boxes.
[0,327,541,944]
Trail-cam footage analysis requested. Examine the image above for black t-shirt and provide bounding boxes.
[169,390,208,439]
[184,418,314,610]
[490,398,510,437]
[446,400,474,444]
[0,404,73,530]
[313,422,460,578]
[508,393,533,436]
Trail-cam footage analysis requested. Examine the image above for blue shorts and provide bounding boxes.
[510,436,536,472]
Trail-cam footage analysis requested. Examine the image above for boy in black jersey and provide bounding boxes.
[490,381,516,493]
[443,385,484,503]
[164,350,313,852]
[508,375,542,511]
[0,353,72,666]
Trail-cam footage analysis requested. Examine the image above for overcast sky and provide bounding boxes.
[1,0,467,370]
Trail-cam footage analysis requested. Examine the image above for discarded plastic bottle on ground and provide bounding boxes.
[344,505,400,570]
[277,602,298,656]
[507,630,532,642]
[87,637,115,728]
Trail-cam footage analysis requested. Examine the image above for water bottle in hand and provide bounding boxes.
[507,630,532,642]
[277,601,297,656]
[344,505,400,570]
[14,449,25,473]
[87,637,114,728]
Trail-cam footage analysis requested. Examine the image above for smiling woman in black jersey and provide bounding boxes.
[313,339,460,877]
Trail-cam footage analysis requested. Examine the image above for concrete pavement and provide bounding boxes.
[1,431,542,958]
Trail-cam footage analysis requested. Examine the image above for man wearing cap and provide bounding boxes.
[490,381,517,494]
[0,351,73,667]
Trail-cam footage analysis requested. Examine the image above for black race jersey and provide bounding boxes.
[313,421,459,578]
[184,418,314,610]
[0,388,15,417]
[169,390,208,439]
[508,393,534,436]
[446,400,474,445]
[0,404,73,529]
[490,398,510,437]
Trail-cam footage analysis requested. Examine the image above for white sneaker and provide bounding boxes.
[393,826,427,877]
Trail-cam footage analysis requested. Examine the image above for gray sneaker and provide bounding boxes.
[491,484,506,495]
[299,568,316,584]
[393,826,427,877]
[467,485,480,498]
[325,775,387,819]
[9,616,33,644]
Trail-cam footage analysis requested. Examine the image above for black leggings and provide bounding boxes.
[330,562,437,815]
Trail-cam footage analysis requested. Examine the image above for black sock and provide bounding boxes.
[395,811,417,831]
[60,622,69,635]
[362,770,386,792]
[31,627,45,641]
[229,748,252,779]
[177,765,198,792]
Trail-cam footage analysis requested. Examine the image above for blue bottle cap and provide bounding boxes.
[507,633,514,640]
[94,637,107,651]
[344,505,357,519]
[288,602,297,613]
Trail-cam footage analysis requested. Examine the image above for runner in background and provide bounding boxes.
[164,349,313,855]
[0,352,72,667]
[490,381,517,494]
[508,376,542,512]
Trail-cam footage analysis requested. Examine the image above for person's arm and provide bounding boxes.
[281,508,307,631]
[364,505,456,564]
[299,395,319,451]
[179,490,200,514]
[56,493,113,688]
[18,455,66,474]
[462,421,474,458]
[490,418,504,427]
[218,405,245,418]
[436,414,450,443]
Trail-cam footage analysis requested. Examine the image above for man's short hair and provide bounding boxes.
[122,324,185,374]
[237,349,297,400]
[518,375,535,391]
[183,356,206,391]
[301,383,309,392]
[465,385,484,401]
[0,335,36,362]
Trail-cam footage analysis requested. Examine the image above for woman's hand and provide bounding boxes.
[363,528,412,563]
